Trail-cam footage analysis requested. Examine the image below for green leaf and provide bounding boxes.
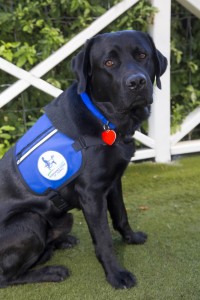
[0,133,12,140]
[0,126,15,131]
[36,19,44,27]
[0,12,12,25]
[187,61,198,73]
[16,56,27,67]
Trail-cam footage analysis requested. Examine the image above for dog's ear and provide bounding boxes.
[72,38,95,94]
[147,35,168,89]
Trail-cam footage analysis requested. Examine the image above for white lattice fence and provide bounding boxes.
[0,0,199,162]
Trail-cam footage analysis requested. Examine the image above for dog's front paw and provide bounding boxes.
[42,266,70,282]
[55,234,79,249]
[124,231,147,245]
[107,269,136,289]
[62,234,79,248]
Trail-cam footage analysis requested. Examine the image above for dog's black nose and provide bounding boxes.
[126,74,147,90]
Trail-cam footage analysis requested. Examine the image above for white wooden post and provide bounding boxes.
[148,0,171,162]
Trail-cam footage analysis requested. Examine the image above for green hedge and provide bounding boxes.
[171,1,200,132]
[0,0,199,156]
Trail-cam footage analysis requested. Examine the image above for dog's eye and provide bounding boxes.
[137,53,146,59]
[104,60,114,67]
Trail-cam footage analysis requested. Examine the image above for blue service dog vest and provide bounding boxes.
[15,114,84,196]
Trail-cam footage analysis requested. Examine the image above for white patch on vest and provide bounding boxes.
[38,151,68,181]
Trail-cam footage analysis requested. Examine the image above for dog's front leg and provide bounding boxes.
[76,184,136,289]
[107,178,147,244]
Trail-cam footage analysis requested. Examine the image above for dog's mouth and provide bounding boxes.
[118,99,152,114]
[96,98,151,117]
[95,93,153,123]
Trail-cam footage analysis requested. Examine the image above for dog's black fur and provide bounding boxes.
[0,30,167,289]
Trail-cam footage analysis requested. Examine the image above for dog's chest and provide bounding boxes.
[13,110,134,202]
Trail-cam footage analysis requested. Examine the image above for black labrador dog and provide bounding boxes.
[0,30,167,289]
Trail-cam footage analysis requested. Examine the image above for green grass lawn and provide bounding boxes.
[1,155,200,300]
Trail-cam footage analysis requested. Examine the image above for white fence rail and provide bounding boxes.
[0,0,199,162]
[0,0,139,107]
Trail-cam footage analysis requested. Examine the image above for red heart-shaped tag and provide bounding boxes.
[101,130,116,146]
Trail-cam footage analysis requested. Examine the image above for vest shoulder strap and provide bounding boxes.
[73,136,105,151]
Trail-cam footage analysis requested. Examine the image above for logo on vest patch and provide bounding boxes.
[38,151,68,181]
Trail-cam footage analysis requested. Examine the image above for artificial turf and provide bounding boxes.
[0,155,200,300]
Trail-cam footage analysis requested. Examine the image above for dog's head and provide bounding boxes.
[72,30,167,122]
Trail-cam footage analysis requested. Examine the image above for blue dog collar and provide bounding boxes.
[80,92,116,130]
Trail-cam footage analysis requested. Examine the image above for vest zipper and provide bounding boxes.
[16,127,58,165]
